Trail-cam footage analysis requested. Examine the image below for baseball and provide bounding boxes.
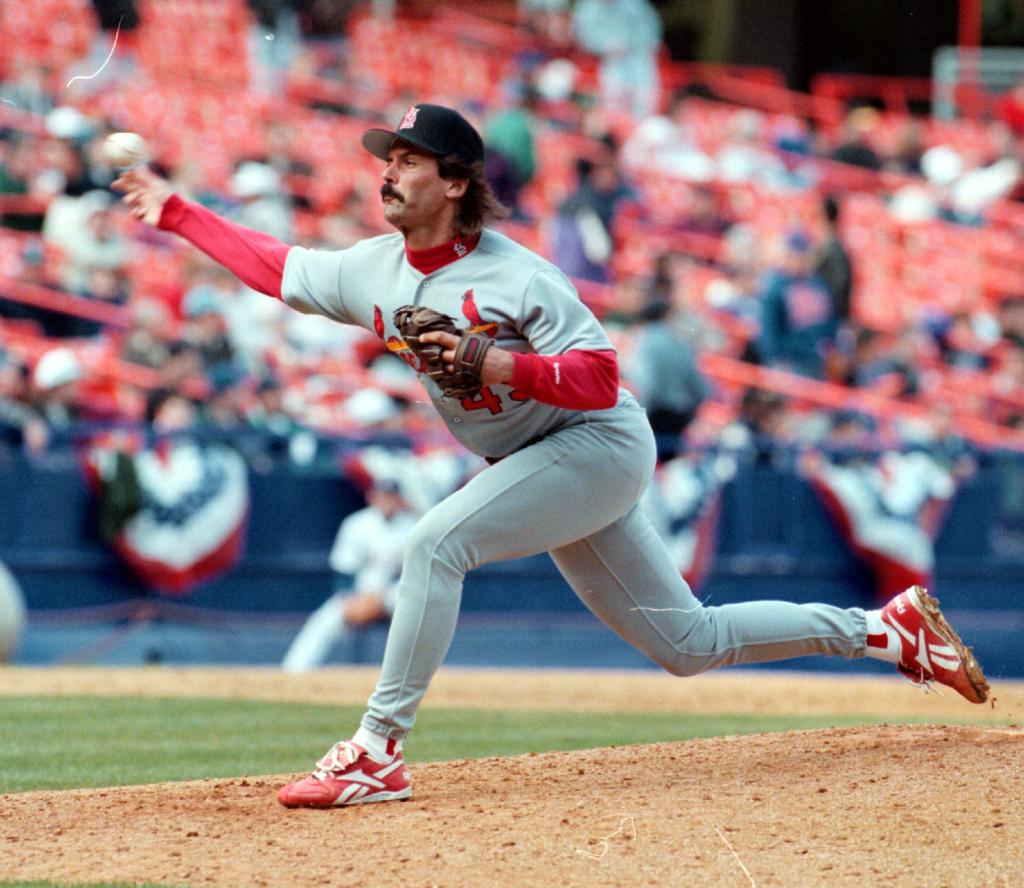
[102,131,149,168]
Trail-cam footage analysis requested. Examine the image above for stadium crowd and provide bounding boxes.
[2,0,1024,467]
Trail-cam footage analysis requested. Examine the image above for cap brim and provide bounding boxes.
[361,128,397,160]
[362,128,444,161]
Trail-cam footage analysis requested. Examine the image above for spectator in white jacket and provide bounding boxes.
[573,0,663,119]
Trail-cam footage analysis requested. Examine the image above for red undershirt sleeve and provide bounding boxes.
[157,194,290,299]
[510,348,619,410]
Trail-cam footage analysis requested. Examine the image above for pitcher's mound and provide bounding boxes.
[4,724,1022,887]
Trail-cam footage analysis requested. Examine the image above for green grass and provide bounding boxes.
[0,694,973,795]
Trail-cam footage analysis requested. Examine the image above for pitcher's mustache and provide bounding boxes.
[381,184,404,202]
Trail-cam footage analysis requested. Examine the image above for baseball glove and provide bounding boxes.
[393,304,493,399]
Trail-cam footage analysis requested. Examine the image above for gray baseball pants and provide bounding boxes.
[361,398,868,740]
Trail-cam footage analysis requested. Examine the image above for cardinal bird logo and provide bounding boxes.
[399,106,419,130]
[373,304,385,339]
[461,290,498,338]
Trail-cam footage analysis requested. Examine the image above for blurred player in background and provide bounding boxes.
[282,479,416,673]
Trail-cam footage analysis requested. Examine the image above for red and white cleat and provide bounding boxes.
[881,586,990,704]
[277,740,411,808]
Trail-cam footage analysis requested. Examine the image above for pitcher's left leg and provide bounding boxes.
[551,503,868,675]
[361,422,652,740]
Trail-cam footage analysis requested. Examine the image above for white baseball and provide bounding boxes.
[102,131,149,168]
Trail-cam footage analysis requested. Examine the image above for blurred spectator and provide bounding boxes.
[148,386,197,433]
[621,90,715,180]
[719,387,799,465]
[0,62,55,116]
[120,299,175,369]
[573,0,663,119]
[484,86,539,219]
[997,295,1024,349]
[264,121,314,184]
[202,365,249,431]
[519,0,572,44]
[247,377,299,438]
[945,128,1021,225]
[59,192,129,294]
[31,348,83,433]
[814,195,853,325]
[843,326,921,397]
[937,311,991,371]
[715,109,787,184]
[704,223,763,327]
[0,134,43,232]
[755,231,840,378]
[627,299,708,460]
[883,118,925,175]
[229,161,294,241]
[829,106,882,171]
[675,184,732,238]
[549,151,631,283]
[247,0,306,97]
[181,286,236,374]
[39,116,104,196]
[0,352,49,453]
[282,477,417,672]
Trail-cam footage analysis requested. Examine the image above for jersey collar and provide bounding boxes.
[405,232,481,275]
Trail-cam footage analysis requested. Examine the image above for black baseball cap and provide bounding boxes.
[361,103,485,167]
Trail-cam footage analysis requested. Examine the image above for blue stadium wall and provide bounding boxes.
[4,449,1023,676]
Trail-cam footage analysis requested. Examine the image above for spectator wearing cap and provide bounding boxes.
[31,348,83,433]
[755,230,840,379]
[247,377,300,440]
[229,161,293,242]
[202,363,249,432]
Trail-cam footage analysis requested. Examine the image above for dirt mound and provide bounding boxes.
[3,724,1022,887]
[6,666,1024,720]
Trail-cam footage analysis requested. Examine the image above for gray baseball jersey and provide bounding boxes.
[281,229,616,459]
[279,225,871,741]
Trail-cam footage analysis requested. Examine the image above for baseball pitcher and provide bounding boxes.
[115,103,989,809]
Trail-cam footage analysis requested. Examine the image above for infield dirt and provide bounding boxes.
[2,668,1023,887]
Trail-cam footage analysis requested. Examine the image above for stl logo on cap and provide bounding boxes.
[399,106,419,130]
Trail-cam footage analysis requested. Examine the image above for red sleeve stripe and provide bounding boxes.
[158,194,290,299]
[510,348,619,411]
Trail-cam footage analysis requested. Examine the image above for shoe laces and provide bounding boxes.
[312,741,363,780]
[897,664,946,697]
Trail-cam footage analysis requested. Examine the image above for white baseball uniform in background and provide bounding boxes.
[281,504,417,673]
